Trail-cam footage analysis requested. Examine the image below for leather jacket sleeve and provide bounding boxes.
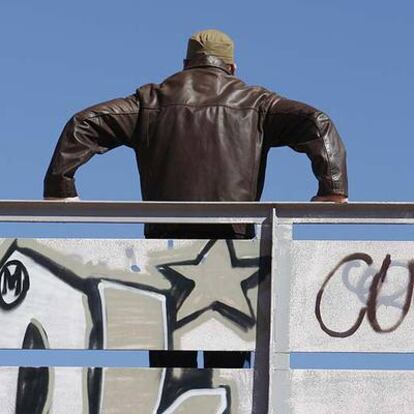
[263,96,348,197]
[43,95,140,198]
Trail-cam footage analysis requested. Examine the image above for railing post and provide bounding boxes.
[268,209,293,414]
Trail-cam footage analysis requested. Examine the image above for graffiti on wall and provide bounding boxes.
[0,238,262,413]
[0,366,253,413]
[315,252,414,337]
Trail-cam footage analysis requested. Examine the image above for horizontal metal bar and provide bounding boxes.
[0,201,412,224]
[274,202,414,224]
[0,216,267,224]
[0,201,271,224]
[278,218,414,224]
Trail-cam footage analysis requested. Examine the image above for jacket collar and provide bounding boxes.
[183,55,232,75]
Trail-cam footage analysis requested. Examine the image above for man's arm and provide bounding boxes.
[263,96,348,202]
[43,95,140,199]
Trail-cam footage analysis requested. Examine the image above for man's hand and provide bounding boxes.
[44,196,80,202]
[311,195,348,203]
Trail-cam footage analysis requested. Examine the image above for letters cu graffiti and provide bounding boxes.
[315,253,414,337]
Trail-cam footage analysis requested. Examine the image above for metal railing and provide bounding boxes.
[0,200,413,223]
[1,200,413,414]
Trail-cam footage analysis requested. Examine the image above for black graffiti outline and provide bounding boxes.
[156,368,231,414]
[2,240,104,414]
[315,253,372,338]
[156,239,260,332]
[315,253,414,337]
[341,260,375,306]
[367,256,414,333]
[341,258,408,311]
[1,239,261,413]
[16,322,49,414]
[0,259,30,310]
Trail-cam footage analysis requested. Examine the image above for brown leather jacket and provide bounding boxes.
[44,55,348,237]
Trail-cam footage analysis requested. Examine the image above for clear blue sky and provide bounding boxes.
[1,0,413,203]
[0,1,413,368]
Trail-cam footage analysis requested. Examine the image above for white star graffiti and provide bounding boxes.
[169,240,258,324]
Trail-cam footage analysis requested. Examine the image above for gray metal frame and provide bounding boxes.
[0,201,413,224]
[270,203,414,414]
[1,200,414,414]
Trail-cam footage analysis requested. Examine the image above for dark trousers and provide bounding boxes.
[149,350,251,368]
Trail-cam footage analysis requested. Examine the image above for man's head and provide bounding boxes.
[185,29,236,74]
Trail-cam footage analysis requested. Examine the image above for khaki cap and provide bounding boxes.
[186,29,234,64]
